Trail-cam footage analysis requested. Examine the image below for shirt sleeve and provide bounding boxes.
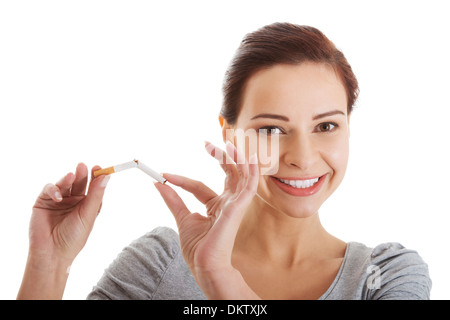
[86,227,181,300]
[367,242,432,300]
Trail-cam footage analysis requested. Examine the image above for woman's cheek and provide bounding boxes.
[256,135,281,176]
[324,135,349,184]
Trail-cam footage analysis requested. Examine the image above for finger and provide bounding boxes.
[39,183,63,202]
[153,181,191,227]
[91,165,102,180]
[225,140,245,165]
[228,154,259,206]
[79,174,110,225]
[162,173,217,204]
[225,141,248,180]
[55,172,76,197]
[205,141,239,192]
[205,141,234,166]
[71,163,89,196]
[225,141,249,195]
[217,156,259,233]
[204,157,260,257]
[239,153,259,200]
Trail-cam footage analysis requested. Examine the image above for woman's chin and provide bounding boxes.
[276,204,320,219]
[254,193,321,219]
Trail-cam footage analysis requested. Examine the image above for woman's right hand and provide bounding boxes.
[17,163,110,299]
[154,142,261,299]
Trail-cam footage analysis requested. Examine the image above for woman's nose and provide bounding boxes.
[283,134,318,171]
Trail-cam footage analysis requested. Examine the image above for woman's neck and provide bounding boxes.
[233,195,345,267]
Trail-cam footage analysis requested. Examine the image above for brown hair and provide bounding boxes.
[220,22,359,125]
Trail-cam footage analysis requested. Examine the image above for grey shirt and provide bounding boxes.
[86,227,431,300]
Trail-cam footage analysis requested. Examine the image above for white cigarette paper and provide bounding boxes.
[113,160,138,172]
[93,159,166,184]
[93,161,137,177]
[136,160,167,184]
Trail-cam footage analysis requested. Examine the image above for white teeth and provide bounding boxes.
[278,177,319,189]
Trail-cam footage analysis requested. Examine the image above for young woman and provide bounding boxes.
[17,23,431,300]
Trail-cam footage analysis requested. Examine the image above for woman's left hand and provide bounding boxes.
[154,141,260,299]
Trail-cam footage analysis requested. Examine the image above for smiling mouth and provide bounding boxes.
[270,174,327,197]
[275,177,320,189]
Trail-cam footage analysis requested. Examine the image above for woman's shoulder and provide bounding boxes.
[120,226,182,269]
[130,226,180,253]
[338,241,432,299]
[348,241,428,266]
[87,226,191,300]
[348,241,430,275]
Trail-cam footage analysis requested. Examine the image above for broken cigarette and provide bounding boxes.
[93,159,167,184]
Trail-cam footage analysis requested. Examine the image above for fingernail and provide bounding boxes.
[55,191,63,201]
[160,173,170,182]
[100,175,110,188]
[204,141,215,154]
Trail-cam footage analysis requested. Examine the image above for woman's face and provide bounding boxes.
[226,62,350,218]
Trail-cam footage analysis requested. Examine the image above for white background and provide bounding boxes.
[1,0,449,299]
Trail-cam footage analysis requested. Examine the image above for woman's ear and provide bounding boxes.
[219,115,234,144]
[347,114,351,138]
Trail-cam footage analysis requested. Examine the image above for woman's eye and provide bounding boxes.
[258,126,283,135]
[316,122,338,132]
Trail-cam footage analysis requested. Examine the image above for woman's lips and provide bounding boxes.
[270,174,328,197]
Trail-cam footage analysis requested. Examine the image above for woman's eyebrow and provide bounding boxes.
[312,110,346,120]
[250,113,290,121]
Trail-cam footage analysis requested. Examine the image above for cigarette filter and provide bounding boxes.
[93,160,137,178]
